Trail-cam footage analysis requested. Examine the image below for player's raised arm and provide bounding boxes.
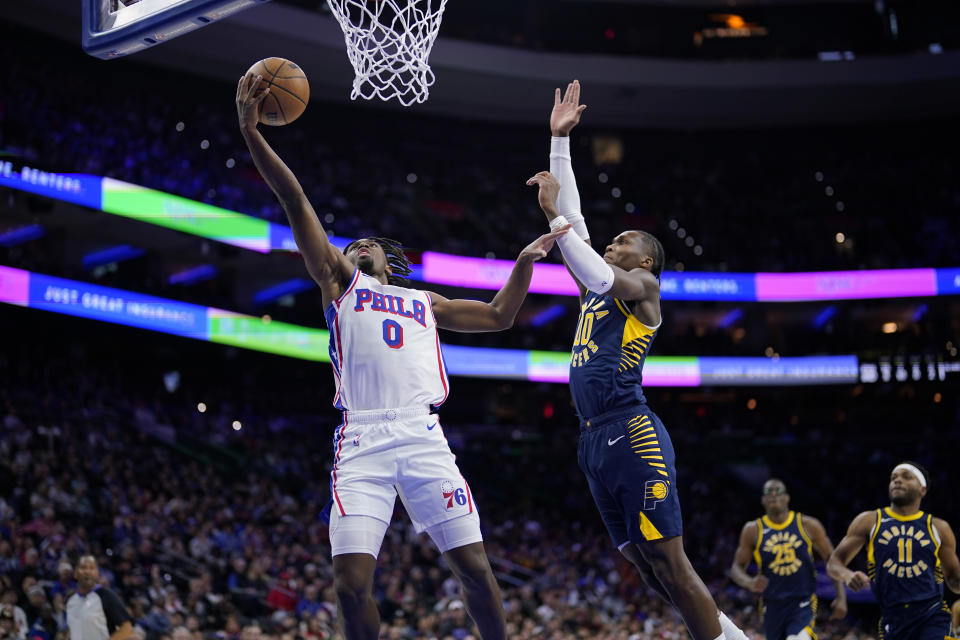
[549,80,589,239]
[826,511,875,591]
[528,171,659,305]
[934,518,960,593]
[236,73,353,306]
[729,521,768,593]
[548,81,591,299]
[429,226,570,332]
[803,515,848,619]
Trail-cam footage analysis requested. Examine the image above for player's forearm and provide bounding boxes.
[240,126,337,278]
[946,571,960,594]
[831,577,848,603]
[487,255,536,329]
[549,137,589,235]
[539,200,563,223]
[549,221,613,295]
[728,563,754,590]
[826,556,852,583]
[240,125,308,205]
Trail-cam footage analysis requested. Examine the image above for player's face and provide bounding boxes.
[761,481,789,514]
[603,232,649,271]
[345,239,389,276]
[889,468,924,505]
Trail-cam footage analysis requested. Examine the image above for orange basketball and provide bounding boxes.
[245,58,309,126]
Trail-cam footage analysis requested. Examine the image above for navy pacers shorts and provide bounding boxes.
[577,405,682,547]
[762,595,817,640]
[879,597,955,640]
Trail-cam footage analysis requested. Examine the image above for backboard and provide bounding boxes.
[82,0,271,59]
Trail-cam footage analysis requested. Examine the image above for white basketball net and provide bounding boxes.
[326,0,448,106]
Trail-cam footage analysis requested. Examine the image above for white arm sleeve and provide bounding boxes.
[550,216,614,294]
[550,137,590,240]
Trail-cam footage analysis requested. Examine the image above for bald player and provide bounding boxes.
[730,479,847,640]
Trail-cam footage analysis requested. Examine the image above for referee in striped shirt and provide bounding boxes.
[66,557,133,640]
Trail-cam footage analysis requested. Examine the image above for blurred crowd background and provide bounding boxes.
[1,7,958,640]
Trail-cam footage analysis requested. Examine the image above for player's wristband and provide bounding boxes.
[550,215,569,232]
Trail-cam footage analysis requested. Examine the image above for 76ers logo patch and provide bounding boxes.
[441,480,468,510]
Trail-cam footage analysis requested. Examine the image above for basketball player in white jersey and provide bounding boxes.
[237,72,567,640]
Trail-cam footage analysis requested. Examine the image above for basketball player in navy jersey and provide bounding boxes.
[526,80,747,640]
[827,462,960,640]
[237,73,568,640]
[730,478,847,640]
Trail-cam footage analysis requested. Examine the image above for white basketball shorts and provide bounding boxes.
[328,406,479,533]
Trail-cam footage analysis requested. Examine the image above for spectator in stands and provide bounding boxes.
[1,606,20,640]
[50,564,75,601]
[0,592,26,640]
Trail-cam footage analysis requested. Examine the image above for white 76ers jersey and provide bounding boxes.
[323,270,450,411]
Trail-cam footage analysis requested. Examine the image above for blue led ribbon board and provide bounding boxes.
[82,0,271,59]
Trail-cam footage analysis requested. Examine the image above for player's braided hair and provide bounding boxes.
[344,237,412,287]
[635,231,665,278]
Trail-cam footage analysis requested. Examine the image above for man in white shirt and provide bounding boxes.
[65,557,132,640]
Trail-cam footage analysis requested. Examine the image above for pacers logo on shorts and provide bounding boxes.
[441,480,467,510]
[643,479,669,511]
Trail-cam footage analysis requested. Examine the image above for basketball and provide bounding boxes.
[245,57,309,126]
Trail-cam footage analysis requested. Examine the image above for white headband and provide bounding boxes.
[893,464,927,488]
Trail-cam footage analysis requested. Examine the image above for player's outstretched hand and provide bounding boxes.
[550,79,587,137]
[845,570,870,591]
[526,171,561,216]
[236,73,270,130]
[520,226,572,262]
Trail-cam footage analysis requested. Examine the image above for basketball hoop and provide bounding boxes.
[325,0,448,106]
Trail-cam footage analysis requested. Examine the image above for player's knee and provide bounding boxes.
[333,575,370,610]
[637,542,669,570]
[638,541,689,587]
[623,554,657,586]
[448,546,494,589]
[645,554,679,586]
[333,564,374,608]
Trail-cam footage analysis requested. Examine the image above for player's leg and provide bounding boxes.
[329,514,390,640]
[435,519,505,640]
[911,605,956,640]
[580,417,725,640]
[619,541,674,604]
[634,536,724,639]
[783,594,817,640]
[590,409,735,640]
[762,598,789,640]
[620,543,747,640]
[394,418,505,640]
[326,420,401,640]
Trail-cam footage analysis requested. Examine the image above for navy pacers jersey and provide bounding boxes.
[569,291,658,419]
[753,511,817,599]
[867,508,945,609]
